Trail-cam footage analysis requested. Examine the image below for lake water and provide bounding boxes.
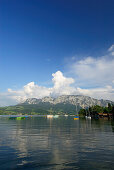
[0,116,114,170]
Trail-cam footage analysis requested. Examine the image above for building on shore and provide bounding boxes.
[98,113,112,119]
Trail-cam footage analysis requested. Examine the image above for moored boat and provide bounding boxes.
[74,105,79,120]
[53,115,59,118]
[64,114,68,117]
[85,109,91,119]
[16,117,25,120]
[74,115,79,120]
[86,116,91,119]
[47,115,53,118]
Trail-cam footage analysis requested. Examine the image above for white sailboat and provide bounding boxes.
[74,104,79,119]
[85,108,91,119]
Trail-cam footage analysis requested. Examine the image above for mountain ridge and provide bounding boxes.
[20,95,114,108]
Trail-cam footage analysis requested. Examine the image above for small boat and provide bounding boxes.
[64,114,68,117]
[47,115,53,118]
[53,115,59,118]
[74,105,79,120]
[24,115,28,118]
[86,116,91,119]
[85,109,91,119]
[85,116,91,119]
[16,117,25,120]
[74,115,79,120]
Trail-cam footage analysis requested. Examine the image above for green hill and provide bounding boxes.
[0,102,80,115]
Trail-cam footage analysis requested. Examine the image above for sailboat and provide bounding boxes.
[74,105,79,120]
[85,109,88,118]
[85,108,91,119]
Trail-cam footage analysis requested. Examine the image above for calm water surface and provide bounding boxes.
[0,116,114,170]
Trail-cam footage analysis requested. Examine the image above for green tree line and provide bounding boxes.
[79,103,114,119]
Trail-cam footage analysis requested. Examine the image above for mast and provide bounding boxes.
[88,107,91,119]
[76,104,77,113]
[88,108,90,116]
[76,104,79,116]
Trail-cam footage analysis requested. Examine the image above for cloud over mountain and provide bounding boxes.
[0,45,114,106]
[0,71,76,106]
[51,71,75,96]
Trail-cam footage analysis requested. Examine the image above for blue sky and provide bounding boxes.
[0,0,114,105]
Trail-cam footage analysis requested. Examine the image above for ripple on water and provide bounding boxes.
[0,117,114,169]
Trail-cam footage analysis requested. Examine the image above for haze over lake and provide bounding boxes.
[0,116,114,170]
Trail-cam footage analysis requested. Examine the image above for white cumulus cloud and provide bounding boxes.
[51,71,75,96]
[76,86,114,101]
[108,44,114,52]
[69,45,114,87]
[0,71,76,106]
[0,45,114,106]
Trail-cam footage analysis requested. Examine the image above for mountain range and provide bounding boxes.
[21,95,113,108]
[0,95,114,115]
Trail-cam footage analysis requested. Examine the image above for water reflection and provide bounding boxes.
[111,121,114,132]
[0,116,114,169]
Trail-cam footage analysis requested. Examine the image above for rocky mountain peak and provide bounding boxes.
[21,95,114,108]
